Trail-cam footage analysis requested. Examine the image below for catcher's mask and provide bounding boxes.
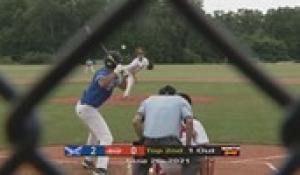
[159,85,177,95]
[104,51,123,69]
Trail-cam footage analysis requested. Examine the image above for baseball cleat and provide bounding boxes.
[82,159,95,170]
[92,168,108,175]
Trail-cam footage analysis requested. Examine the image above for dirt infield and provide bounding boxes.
[0,144,285,175]
[50,95,217,106]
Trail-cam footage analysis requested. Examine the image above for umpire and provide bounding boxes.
[132,85,194,175]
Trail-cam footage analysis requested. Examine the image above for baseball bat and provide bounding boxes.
[101,43,109,55]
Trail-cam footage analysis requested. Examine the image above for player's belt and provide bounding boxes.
[79,101,97,108]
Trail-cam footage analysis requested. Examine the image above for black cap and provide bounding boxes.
[159,85,177,95]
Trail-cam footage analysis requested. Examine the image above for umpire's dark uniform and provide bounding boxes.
[132,86,194,175]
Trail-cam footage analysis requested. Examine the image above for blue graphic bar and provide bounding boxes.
[64,145,105,157]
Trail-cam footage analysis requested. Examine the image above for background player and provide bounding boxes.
[85,59,95,73]
[123,47,154,98]
[75,51,126,175]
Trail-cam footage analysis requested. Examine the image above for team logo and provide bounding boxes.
[64,146,83,156]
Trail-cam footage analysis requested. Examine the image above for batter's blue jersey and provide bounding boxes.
[80,67,119,108]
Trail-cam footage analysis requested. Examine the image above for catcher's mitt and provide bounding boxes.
[147,61,154,70]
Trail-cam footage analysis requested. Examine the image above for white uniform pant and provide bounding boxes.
[85,65,95,73]
[123,72,135,97]
[75,102,113,169]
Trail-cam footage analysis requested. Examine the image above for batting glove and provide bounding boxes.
[114,64,127,82]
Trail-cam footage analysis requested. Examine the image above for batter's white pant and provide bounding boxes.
[123,72,135,97]
[85,65,95,73]
[75,102,113,169]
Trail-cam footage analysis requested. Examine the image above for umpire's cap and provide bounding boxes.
[104,51,123,69]
[159,85,177,95]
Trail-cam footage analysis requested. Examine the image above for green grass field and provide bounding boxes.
[0,63,300,148]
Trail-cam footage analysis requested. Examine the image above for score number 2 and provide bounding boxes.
[91,146,97,156]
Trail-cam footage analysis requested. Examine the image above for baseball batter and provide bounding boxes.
[75,51,126,175]
[123,47,153,98]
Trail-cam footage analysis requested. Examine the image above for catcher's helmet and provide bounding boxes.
[178,92,192,105]
[104,51,123,69]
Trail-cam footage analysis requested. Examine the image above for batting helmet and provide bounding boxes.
[159,85,177,95]
[104,51,123,69]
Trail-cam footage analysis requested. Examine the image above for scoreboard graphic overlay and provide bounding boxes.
[64,144,240,158]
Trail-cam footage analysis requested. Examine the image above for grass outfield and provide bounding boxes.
[0,63,300,147]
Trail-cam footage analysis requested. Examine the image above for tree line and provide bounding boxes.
[0,0,299,64]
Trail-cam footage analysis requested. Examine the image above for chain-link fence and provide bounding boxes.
[0,0,299,174]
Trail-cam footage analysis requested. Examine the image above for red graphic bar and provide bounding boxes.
[104,145,145,157]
